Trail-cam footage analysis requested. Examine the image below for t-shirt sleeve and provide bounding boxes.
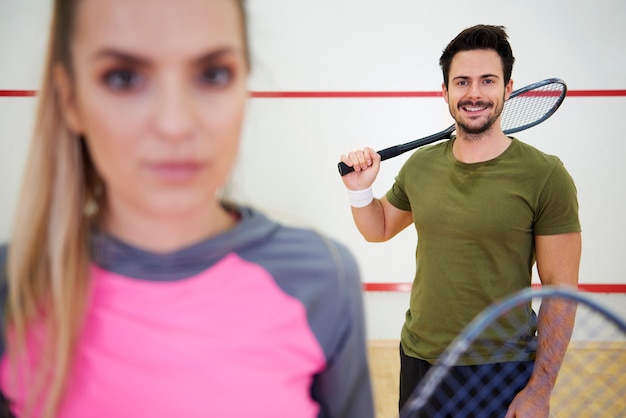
[534,158,581,235]
[386,166,412,212]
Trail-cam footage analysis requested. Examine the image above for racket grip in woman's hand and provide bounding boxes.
[337,145,402,177]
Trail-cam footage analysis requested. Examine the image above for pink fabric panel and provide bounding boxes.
[2,253,326,417]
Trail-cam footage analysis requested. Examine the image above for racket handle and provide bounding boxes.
[337,161,355,176]
[337,145,403,176]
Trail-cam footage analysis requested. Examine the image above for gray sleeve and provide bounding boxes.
[238,228,375,418]
[0,243,8,357]
[311,241,375,418]
[0,245,13,414]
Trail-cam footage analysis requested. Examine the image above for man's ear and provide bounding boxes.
[505,78,514,101]
[442,82,449,104]
[54,64,83,135]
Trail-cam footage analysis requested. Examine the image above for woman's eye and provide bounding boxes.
[199,67,232,87]
[103,69,142,91]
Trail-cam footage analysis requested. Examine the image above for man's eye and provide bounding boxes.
[103,69,142,90]
[199,67,232,87]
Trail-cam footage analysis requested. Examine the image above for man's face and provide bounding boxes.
[442,49,513,136]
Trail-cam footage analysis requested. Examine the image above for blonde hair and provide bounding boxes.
[5,0,249,416]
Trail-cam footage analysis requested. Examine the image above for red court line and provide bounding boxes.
[251,90,626,98]
[0,90,37,97]
[2,89,626,98]
[2,87,625,291]
[250,91,443,98]
[363,282,626,293]
[567,90,626,97]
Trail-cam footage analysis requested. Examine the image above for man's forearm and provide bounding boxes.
[351,198,388,242]
[526,297,577,394]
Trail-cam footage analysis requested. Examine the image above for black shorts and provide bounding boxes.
[399,343,534,418]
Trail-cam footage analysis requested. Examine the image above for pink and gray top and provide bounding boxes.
[0,207,374,417]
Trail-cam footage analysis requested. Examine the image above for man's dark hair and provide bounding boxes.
[439,24,515,87]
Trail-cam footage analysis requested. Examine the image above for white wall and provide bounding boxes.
[1,0,625,338]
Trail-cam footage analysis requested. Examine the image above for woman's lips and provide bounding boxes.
[147,161,204,182]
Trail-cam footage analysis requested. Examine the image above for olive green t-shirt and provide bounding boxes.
[386,137,581,365]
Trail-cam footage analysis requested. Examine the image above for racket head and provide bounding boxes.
[394,78,567,161]
[501,78,567,135]
[400,287,626,418]
[337,78,567,177]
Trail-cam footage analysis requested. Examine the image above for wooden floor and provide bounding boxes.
[367,340,626,418]
[368,340,401,418]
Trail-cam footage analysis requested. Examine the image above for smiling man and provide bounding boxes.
[340,25,581,417]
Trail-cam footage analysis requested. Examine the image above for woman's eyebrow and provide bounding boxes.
[91,47,240,66]
[191,47,241,66]
[91,49,150,66]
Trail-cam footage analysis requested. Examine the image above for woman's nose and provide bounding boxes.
[153,79,195,141]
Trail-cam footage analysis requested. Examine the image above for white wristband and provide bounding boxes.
[347,186,374,208]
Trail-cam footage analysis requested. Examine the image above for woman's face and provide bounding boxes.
[58,0,249,221]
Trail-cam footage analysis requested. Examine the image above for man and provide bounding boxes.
[340,25,581,417]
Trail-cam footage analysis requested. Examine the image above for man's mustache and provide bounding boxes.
[457,101,493,109]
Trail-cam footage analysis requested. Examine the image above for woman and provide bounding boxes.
[0,0,374,417]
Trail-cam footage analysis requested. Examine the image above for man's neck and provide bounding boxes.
[452,129,512,164]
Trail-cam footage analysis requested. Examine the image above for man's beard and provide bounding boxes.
[454,99,504,137]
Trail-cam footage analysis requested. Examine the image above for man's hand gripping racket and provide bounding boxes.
[338,78,567,176]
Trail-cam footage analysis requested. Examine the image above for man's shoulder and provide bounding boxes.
[400,139,451,174]
[513,138,562,164]
[411,138,451,159]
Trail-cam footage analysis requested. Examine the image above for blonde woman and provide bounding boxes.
[0,0,374,417]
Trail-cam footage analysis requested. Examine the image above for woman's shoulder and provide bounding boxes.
[0,244,6,285]
[237,207,361,289]
[0,244,8,357]
[0,243,7,302]
[258,218,358,277]
[239,207,355,264]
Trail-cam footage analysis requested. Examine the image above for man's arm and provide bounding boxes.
[350,196,413,242]
[505,231,582,418]
[340,147,413,242]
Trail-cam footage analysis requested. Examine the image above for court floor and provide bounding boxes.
[367,340,626,418]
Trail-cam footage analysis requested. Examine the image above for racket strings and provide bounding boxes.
[500,82,566,133]
[401,289,626,418]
